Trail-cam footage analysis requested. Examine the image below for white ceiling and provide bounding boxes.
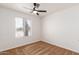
[0,3,79,17]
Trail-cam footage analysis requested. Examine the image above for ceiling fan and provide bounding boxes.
[24,3,47,15]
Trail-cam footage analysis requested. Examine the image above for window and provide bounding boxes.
[15,17,31,38]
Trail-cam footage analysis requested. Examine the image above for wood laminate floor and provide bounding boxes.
[0,41,79,55]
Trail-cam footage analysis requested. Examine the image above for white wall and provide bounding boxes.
[42,5,79,52]
[0,7,41,51]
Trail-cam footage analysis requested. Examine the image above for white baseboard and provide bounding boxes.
[0,39,40,52]
[42,40,79,53]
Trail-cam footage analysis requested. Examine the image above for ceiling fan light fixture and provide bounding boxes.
[33,11,38,14]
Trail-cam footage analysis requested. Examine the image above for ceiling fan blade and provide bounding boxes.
[33,7,36,11]
[37,10,47,12]
[36,13,39,15]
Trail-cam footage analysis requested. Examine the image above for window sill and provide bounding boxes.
[16,36,30,39]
